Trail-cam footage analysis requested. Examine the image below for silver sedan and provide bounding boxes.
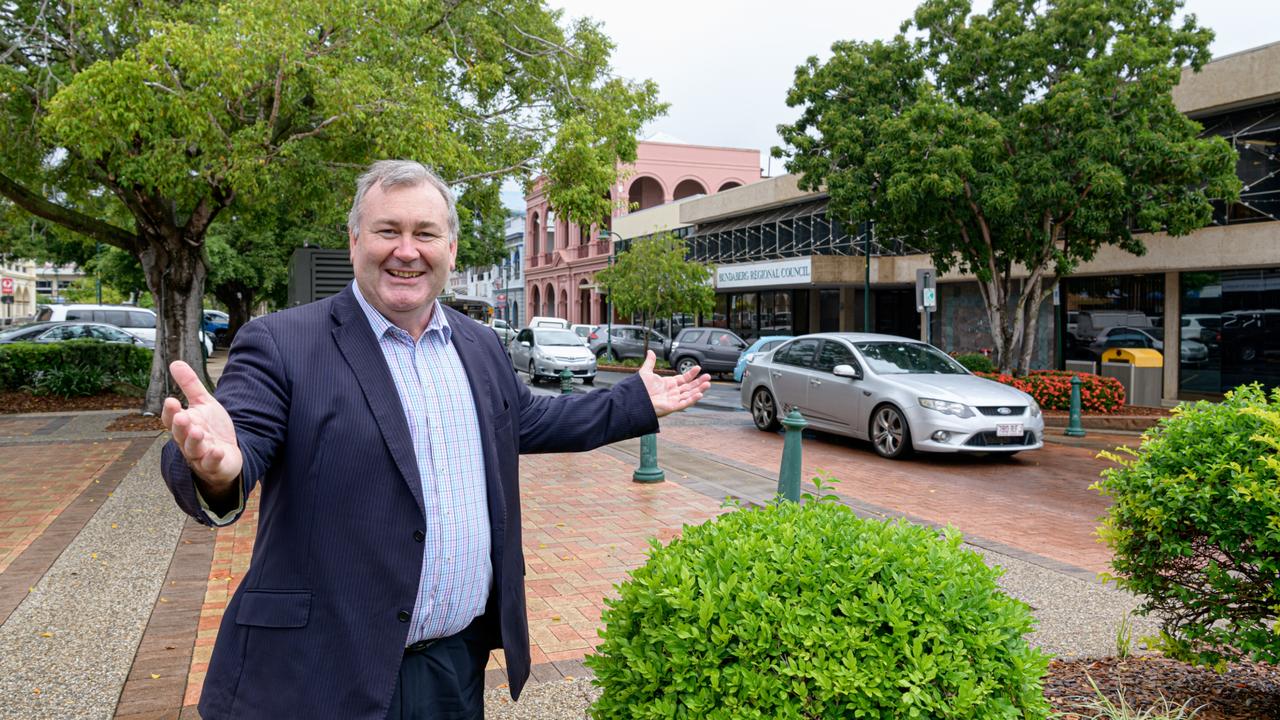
[740,333,1044,459]
[509,327,597,385]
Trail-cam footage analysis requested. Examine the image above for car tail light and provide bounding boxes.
[588,331,598,340]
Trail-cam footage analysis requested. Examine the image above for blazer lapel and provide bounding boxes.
[330,288,426,519]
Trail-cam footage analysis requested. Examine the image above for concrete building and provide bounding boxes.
[522,138,762,327]
[616,43,1280,404]
[0,257,38,324]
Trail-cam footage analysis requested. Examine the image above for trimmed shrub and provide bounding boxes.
[976,370,1126,413]
[1094,383,1280,667]
[30,363,109,397]
[953,352,996,374]
[0,340,151,393]
[587,502,1051,719]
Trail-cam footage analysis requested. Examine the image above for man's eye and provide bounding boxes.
[376,229,398,237]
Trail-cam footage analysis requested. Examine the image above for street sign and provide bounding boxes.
[0,277,13,295]
[915,268,936,310]
[922,288,936,309]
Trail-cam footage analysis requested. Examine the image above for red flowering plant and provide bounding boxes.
[974,370,1126,413]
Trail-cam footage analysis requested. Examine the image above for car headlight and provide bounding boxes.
[918,397,974,418]
[1029,399,1041,417]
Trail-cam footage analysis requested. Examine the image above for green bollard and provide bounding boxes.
[559,368,574,395]
[778,409,807,502]
[632,434,665,483]
[1064,375,1086,437]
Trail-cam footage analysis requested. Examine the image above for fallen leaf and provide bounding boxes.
[40,632,52,638]
[551,616,561,622]
[32,688,40,695]
[150,674,160,680]
[111,523,118,529]
[159,597,168,603]
[90,553,98,559]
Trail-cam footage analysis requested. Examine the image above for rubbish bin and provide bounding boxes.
[1100,348,1163,407]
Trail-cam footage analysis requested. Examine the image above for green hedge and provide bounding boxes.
[0,340,151,394]
[587,501,1050,719]
[1094,383,1280,667]
[952,352,996,374]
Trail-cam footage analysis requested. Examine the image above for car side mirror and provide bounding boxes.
[521,341,530,347]
[833,363,861,380]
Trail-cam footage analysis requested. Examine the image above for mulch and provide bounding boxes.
[105,413,165,432]
[0,390,141,415]
[1046,656,1280,719]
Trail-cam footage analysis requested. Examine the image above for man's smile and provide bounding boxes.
[386,269,425,279]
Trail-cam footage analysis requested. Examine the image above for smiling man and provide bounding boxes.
[159,160,710,719]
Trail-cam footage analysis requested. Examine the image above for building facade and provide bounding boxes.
[522,139,762,327]
[0,257,38,324]
[616,42,1280,404]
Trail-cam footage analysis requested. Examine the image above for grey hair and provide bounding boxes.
[346,160,460,242]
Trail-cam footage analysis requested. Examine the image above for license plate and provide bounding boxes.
[996,422,1023,437]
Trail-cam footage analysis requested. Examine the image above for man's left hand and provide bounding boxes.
[637,350,711,418]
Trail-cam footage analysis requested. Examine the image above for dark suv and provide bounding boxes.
[587,324,670,362]
[668,327,747,376]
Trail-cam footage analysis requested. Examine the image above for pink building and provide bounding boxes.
[523,139,761,326]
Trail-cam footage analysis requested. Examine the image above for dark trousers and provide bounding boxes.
[386,620,490,720]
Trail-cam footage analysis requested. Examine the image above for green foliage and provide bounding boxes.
[1093,384,1280,666]
[60,276,128,304]
[0,340,150,393]
[953,352,996,373]
[595,234,714,339]
[776,0,1240,374]
[29,362,109,397]
[587,502,1050,719]
[1080,675,1202,720]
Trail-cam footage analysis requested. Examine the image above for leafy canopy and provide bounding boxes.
[594,233,714,329]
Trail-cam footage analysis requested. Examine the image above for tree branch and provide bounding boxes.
[0,170,139,251]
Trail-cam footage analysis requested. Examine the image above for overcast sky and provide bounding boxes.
[502,1,1274,209]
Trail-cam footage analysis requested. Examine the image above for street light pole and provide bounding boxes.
[599,229,622,362]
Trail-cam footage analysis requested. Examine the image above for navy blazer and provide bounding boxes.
[161,287,658,719]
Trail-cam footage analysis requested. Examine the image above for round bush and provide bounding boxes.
[953,352,996,374]
[1094,383,1280,667]
[587,502,1050,719]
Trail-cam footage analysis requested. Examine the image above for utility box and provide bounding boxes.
[287,247,353,307]
[1065,359,1097,375]
[1100,348,1163,407]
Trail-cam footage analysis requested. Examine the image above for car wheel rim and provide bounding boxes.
[874,408,903,455]
[678,359,694,374]
[752,391,774,428]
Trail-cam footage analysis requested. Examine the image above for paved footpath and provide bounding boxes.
[0,398,1158,719]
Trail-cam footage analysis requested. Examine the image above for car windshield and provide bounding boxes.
[0,323,53,340]
[537,330,583,346]
[1145,328,1163,341]
[854,342,968,374]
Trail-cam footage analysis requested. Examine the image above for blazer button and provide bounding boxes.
[397,610,410,623]
[413,530,425,542]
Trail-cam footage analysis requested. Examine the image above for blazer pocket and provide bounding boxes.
[235,590,312,628]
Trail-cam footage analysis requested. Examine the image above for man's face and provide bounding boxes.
[349,181,457,335]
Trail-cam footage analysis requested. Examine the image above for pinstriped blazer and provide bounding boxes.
[161,286,658,720]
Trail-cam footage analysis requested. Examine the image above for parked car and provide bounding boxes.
[527,315,569,329]
[569,323,594,341]
[1073,310,1154,342]
[487,317,517,346]
[0,321,153,347]
[740,333,1044,459]
[587,325,670,363]
[509,327,596,385]
[1086,326,1208,365]
[37,303,213,355]
[733,335,792,383]
[668,327,747,376]
[203,309,230,347]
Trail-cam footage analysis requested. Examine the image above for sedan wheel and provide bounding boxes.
[528,360,539,384]
[751,388,781,432]
[871,405,912,459]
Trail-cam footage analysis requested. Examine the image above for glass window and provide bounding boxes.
[681,330,705,344]
[128,311,156,329]
[709,331,739,347]
[775,339,819,368]
[103,310,130,327]
[855,341,967,374]
[815,340,858,373]
[66,309,88,320]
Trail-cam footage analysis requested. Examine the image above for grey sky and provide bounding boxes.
[501,1,1275,210]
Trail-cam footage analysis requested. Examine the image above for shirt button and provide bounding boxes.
[413,530,425,542]
[397,610,410,623]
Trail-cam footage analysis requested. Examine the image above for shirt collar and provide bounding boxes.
[350,281,452,345]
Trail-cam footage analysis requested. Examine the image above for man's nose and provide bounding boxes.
[392,235,418,260]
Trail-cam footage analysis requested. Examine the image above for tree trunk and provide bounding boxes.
[979,278,1015,374]
[139,236,210,414]
[1017,276,1046,376]
[213,280,254,347]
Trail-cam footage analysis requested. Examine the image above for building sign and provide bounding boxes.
[0,277,13,295]
[715,257,812,289]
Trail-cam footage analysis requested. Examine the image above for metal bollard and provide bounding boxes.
[1064,375,1086,437]
[778,409,807,502]
[632,434,665,483]
[559,368,574,395]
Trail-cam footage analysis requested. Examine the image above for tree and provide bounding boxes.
[775,0,1240,374]
[0,0,663,412]
[595,233,714,354]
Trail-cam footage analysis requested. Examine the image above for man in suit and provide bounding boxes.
[160,159,710,719]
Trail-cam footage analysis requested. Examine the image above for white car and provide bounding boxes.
[741,333,1044,459]
[509,327,597,385]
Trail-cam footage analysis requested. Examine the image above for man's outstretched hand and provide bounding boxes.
[637,350,711,418]
[161,361,243,489]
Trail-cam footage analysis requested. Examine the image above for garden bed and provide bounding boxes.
[1045,656,1280,719]
[0,390,140,415]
